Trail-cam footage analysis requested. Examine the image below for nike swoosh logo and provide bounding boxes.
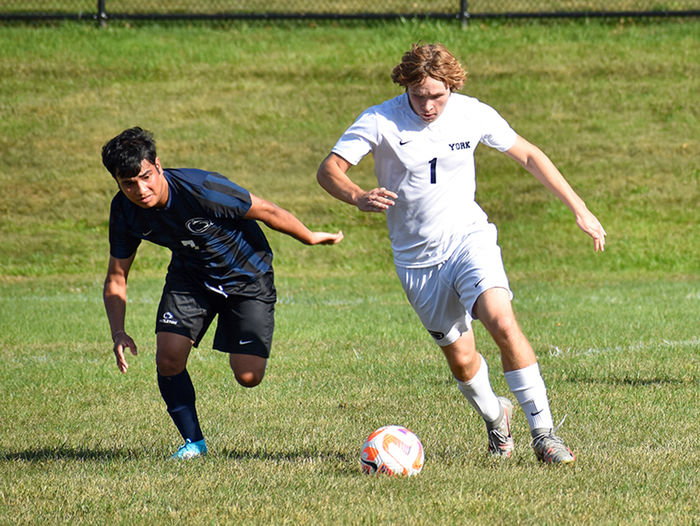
[142,230,152,236]
[531,409,544,416]
[399,139,411,145]
[239,339,254,345]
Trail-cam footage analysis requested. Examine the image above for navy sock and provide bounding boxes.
[157,369,204,442]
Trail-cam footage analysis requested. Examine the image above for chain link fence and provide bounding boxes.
[1,1,698,21]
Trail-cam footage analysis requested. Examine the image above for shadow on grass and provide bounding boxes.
[1,446,358,470]
[1,447,140,462]
[217,447,359,475]
[565,375,695,386]
[218,447,355,463]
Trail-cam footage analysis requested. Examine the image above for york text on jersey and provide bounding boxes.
[449,141,471,151]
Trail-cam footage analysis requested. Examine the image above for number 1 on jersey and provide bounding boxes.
[429,157,437,184]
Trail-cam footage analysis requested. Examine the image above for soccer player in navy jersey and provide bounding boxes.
[102,127,343,459]
[317,43,607,464]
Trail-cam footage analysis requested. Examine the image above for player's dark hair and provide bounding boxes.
[102,126,157,179]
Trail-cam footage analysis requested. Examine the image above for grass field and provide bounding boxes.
[0,17,698,525]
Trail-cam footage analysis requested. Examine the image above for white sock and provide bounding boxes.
[504,362,554,435]
[456,355,502,424]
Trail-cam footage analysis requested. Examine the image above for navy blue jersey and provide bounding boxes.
[109,168,273,295]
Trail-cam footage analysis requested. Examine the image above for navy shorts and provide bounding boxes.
[155,271,276,358]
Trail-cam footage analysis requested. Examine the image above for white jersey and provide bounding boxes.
[332,92,517,268]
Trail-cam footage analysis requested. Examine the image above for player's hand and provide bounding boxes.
[357,187,397,212]
[575,210,607,252]
[307,230,344,245]
[112,330,137,374]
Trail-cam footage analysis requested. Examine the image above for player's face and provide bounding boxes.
[407,76,451,123]
[117,158,169,209]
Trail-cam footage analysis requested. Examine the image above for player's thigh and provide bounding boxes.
[473,287,536,371]
[473,287,520,337]
[156,280,215,375]
[222,297,272,387]
[396,264,469,346]
[450,225,512,320]
[156,277,217,348]
[214,296,275,358]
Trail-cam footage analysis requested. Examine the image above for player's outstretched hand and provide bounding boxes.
[112,330,138,373]
[357,187,397,212]
[308,230,344,245]
[576,209,607,252]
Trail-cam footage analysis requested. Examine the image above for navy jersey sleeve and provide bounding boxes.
[194,171,253,219]
[108,195,141,259]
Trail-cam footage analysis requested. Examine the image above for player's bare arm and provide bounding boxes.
[244,193,343,245]
[504,135,607,252]
[317,153,397,212]
[103,253,138,373]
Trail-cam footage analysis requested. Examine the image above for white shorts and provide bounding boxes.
[396,224,512,347]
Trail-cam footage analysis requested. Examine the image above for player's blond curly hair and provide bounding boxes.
[391,43,466,91]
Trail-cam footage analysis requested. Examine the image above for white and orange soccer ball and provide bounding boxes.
[360,425,424,477]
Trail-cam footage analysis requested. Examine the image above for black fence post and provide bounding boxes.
[459,0,469,26]
[97,0,107,27]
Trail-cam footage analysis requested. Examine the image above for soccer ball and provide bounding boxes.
[360,425,424,476]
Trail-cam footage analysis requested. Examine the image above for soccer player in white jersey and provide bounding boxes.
[317,43,607,464]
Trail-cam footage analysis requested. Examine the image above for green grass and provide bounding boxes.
[1,277,698,523]
[0,18,698,525]
[0,18,697,281]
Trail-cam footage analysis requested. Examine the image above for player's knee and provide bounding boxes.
[440,335,480,382]
[156,355,186,376]
[488,315,522,343]
[229,354,267,388]
[233,369,265,388]
[155,333,192,376]
[451,351,481,382]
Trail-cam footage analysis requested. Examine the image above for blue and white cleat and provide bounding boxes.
[170,438,207,460]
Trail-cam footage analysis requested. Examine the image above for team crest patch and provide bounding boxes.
[159,311,179,325]
[185,218,214,234]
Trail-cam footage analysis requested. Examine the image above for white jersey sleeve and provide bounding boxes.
[478,104,517,152]
[331,107,378,165]
[332,93,517,268]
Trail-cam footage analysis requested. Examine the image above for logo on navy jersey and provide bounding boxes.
[448,141,471,151]
[185,218,214,234]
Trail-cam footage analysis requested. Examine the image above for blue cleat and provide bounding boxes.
[170,438,207,460]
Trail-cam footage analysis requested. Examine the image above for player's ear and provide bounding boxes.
[154,157,163,173]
